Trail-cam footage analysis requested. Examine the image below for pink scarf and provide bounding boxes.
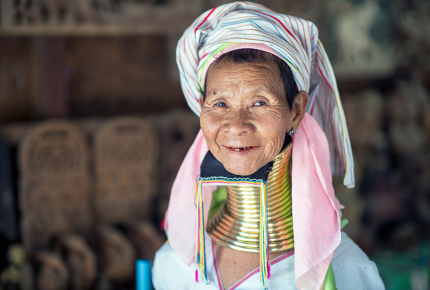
[165,113,343,290]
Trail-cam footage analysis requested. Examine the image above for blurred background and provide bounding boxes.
[0,0,429,289]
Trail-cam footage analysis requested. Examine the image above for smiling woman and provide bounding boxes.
[152,2,385,290]
[200,49,308,176]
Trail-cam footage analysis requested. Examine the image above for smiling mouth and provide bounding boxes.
[228,146,254,152]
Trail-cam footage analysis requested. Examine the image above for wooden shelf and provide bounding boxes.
[0,118,106,146]
[0,24,188,37]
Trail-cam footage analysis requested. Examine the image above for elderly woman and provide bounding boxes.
[153,2,384,290]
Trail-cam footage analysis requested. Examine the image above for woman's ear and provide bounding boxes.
[199,95,204,109]
[290,91,309,131]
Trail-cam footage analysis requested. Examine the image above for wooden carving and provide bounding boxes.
[94,117,158,226]
[53,234,97,290]
[154,110,199,225]
[98,226,135,286]
[32,252,69,290]
[125,221,165,260]
[1,0,202,33]
[19,121,93,252]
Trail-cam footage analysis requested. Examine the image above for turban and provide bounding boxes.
[167,2,355,289]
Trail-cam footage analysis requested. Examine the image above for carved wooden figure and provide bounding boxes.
[53,234,97,290]
[32,252,69,290]
[125,221,165,260]
[94,117,158,226]
[154,110,199,225]
[19,121,93,252]
[98,226,135,285]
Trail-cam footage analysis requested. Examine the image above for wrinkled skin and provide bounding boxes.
[199,57,309,176]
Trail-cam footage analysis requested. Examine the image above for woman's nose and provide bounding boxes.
[225,109,255,136]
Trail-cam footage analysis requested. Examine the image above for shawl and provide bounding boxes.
[166,2,355,289]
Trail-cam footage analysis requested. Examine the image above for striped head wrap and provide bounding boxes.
[176,1,354,187]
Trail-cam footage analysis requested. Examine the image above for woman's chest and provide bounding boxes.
[213,243,296,290]
[215,246,261,289]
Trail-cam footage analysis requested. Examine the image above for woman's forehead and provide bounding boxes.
[206,61,283,95]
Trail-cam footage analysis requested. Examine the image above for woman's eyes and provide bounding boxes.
[214,101,266,107]
[216,102,228,107]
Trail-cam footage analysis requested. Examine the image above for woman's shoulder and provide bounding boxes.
[333,232,385,290]
[152,241,220,290]
[153,241,179,263]
[152,242,196,289]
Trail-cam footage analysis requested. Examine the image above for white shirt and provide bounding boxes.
[152,232,385,290]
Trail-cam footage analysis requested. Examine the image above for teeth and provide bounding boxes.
[232,147,252,151]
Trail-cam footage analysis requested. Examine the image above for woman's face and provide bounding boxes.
[199,58,308,176]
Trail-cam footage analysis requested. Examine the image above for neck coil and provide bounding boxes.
[207,144,294,252]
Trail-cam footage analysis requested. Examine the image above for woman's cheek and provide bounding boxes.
[260,110,288,136]
[200,110,223,145]
[259,110,289,155]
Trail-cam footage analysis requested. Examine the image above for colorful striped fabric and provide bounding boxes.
[176,1,355,188]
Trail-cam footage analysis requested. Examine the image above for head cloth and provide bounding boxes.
[177,1,354,184]
[167,2,355,289]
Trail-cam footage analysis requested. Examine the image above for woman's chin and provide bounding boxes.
[216,146,266,176]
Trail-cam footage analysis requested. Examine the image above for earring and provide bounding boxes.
[288,129,296,136]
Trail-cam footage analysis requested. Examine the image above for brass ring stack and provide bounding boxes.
[207,144,294,253]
